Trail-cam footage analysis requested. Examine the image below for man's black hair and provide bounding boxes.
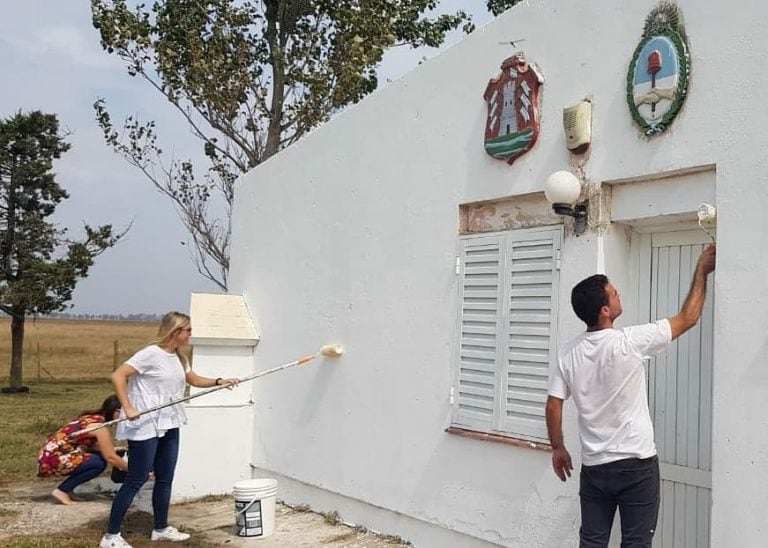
[571,274,609,327]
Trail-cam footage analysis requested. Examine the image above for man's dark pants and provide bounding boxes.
[579,455,660,548]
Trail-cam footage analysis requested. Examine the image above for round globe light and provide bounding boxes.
[544,171,581,205]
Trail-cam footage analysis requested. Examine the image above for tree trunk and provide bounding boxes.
[264,0,286,159]
[9,310,25,389]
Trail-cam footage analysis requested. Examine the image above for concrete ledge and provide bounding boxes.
[191,336,259,347]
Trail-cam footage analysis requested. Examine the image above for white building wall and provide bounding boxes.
[225,0,768,545]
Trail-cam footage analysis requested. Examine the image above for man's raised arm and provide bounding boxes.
[669,245,716,340]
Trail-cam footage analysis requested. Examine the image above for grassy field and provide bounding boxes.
[0,318,157,485]
[0,318,157,382]
[0,380,114,485]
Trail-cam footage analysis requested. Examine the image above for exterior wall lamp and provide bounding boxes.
[544,171,588,235]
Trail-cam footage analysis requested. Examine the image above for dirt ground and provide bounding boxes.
[0,478,410,547]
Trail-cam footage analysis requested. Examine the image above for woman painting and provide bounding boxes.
[99,312,239,548]
[38,395,127,505]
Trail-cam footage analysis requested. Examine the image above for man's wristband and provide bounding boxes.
[215,377,222,386]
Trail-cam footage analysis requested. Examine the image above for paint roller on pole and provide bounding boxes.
[69,343,344,439]
[697,203,716,243]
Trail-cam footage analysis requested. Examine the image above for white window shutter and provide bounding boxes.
[501,228,562,442]
[453,235,505,430]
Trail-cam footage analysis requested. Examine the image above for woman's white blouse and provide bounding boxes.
[116,344,188,441]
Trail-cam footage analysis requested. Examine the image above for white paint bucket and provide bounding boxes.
[233,478,278,538]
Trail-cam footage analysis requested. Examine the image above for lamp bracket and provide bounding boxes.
[551,202,589,235]
[552,203,574,216]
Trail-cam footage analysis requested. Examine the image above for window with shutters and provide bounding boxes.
[451,226,562,443]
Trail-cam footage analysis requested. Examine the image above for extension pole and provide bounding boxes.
[69,344,344,439]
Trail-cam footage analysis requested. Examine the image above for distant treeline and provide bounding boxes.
[0,311,162,322]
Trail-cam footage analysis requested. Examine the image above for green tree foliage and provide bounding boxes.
[0,111,124,391]
[91,0,476,290]
[486,0,523,16]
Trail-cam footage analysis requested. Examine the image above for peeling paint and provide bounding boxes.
[461,193,561,234]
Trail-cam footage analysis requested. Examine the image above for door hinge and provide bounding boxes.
[555,249,562,270]
[455,256,461,275]
[449,386,455,405]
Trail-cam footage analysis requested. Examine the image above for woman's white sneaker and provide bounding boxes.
[150,526,190,542]
[99,533,133,548]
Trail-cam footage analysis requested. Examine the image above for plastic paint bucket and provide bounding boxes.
[233,478,278,538]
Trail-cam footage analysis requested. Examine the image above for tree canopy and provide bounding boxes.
[92,0,523,289]
[0,111,123,390]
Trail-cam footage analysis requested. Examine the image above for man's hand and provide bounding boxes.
[552,446,573,482]
[545,396,571,481]
[697,244,716,276]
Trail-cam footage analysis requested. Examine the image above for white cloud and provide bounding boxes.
[3,21,115,70]
[35,24,116,69]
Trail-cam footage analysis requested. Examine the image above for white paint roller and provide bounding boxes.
[319,343,344,357]
[697,203,716,243]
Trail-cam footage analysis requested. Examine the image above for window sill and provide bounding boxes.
[445,427,552,452]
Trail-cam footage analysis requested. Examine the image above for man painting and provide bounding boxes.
[546,245,716,547]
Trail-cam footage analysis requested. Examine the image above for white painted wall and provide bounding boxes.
[220,0,768,545]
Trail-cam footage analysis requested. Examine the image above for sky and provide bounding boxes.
[0,1,493,315]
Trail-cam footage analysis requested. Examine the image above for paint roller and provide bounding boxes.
[69,343,344,439]
[697,203,716,243]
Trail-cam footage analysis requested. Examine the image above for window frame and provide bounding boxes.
[450,225,562,444]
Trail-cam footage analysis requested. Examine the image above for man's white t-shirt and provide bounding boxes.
[548,320,672,466]
[116,344,189,441]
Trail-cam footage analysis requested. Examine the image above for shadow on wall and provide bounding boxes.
[297,358,341,425]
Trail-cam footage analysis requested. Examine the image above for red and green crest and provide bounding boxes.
[483,53,544,164]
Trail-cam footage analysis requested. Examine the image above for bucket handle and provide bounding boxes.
[236,496,262,516]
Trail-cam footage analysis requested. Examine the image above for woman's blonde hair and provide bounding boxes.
[153,311,192,367]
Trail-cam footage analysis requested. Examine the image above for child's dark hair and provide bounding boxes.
[571,274,609,327]
[80,395,121,421]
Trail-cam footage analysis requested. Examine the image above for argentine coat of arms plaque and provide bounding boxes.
[627,2,690,135]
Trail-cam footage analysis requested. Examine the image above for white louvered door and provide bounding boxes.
[638,230,714,548]
[454,227,561,442]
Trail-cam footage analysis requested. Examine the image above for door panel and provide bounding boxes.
[638,230,713,548]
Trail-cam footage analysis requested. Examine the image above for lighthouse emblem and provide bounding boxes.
[627,2,690,135]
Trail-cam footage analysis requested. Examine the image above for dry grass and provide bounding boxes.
[0,318,157,382]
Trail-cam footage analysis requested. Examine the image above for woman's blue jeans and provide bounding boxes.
[107,428,180,534]
[57,453,107,493]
